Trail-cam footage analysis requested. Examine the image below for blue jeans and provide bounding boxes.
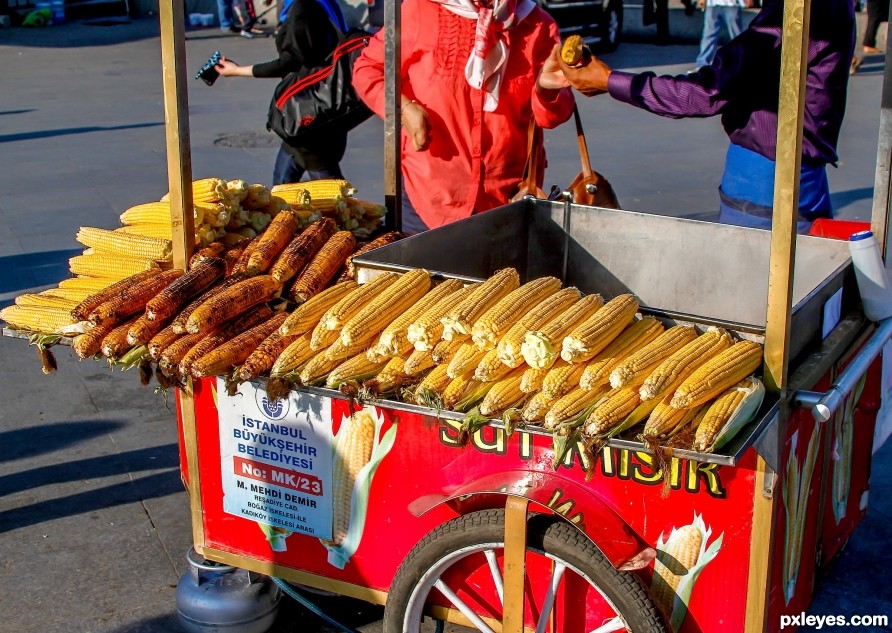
[398,187,429,234]
[216,0,233,28]
[272,145,344,186]
[696,6,743,68]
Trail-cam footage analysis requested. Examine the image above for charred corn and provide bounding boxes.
[185,275,281,334]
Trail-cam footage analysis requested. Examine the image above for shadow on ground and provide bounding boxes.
[0,16,158,47]
[0,420,124,464]
[0,122,163,144]
[0,249,83,303]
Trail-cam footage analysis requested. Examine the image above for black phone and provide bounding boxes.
[196,51,224,86]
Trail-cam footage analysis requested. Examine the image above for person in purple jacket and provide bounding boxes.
[543,0,854,233]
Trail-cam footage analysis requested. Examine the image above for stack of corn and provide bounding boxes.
[272,180,384,240]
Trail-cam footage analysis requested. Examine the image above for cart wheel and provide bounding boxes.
[383,509,665,633]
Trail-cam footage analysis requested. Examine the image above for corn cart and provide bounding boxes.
[152,0,892,631]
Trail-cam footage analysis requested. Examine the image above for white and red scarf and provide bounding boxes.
[429,0,536,112]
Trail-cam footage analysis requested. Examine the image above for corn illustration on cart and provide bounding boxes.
[148,0,891,631]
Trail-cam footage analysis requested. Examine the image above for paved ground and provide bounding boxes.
[0,10,890,633]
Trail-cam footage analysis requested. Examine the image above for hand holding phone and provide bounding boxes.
[196,51,223,86]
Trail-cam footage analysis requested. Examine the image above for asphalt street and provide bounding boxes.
[0,11,890,633]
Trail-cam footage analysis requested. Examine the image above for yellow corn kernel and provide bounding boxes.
[408,283,479,351]
[414,363,452,404]
[521,294,604,370]
[325,353,388,388]
[652,525,703,616]
[643,397,704,439]
[497,287,583,368]
[470,276,561,350]
[299,349,343,385]
[365,355,413,394]
[692,382,748,450]
[579,317,665,390]
[282,179,356,200]
[69,254,159,280]
[38,288,94,303]
[310,321,341,351]
[270,333,314,377]
[442,372,478,410]
[119,202,172,225]
[520,367,549,394]
[431,337,466,365]
[441,268,520,342]
[0,305,76,333]
[447,343,489,379]
[58,276,116,292]
[340,269,431,347]
[670,340,763,409]
[116,224,174,240]
[320,273,398,332]
[280,281,358,337]
[584,386,642,437]
[609,325,699,390]
[328,410,375,546]
[372,279,464,359]
[543,385,609,431]
[478,369,527,417]
[522,391,557,423]
[640,328,733,401]
[77,226,173,261]
[404,348,436,376]
[560,293,639,363]
[270,186,312,209]
[541,360,586,400]
[14,294,78,310]
[466,349,508,383]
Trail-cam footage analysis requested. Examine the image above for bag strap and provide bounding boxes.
[521,119,543,192]
[275,36,368,109]
[574,104,593,179]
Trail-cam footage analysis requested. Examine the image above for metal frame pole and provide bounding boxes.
[382,0,402,231]
[874,43,892,253]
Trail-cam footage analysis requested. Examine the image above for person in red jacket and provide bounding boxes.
[352,0,575,233]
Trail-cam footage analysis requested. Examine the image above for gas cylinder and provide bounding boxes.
[175,547,281,633]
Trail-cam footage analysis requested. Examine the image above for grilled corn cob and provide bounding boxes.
[88,269,184,327]
[670,340,763,409]
[171,276,244,335]
[289,231,357,303]
[521,294,604,370]
[127,314,170,347]
[185,275,281,334]
[180,309,273,377]
[192,314,287,378]
[148,324,182,361]
[639,328,733,401]
[245,210,299,275]
[609,325,698,389]
[560,34,585,65]
[239,329,303,382]
[560,293,639,363]
[77,226,173,261]
[72,322,117,359]
[269,218,337,283]
[100,317,140,359]
[441,268,520,342]
[338,232,402,282]
[72,269,162,321]
[145,257,226,322]
[470,276,561,350]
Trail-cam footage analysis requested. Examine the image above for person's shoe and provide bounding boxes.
[239,27,266,38]
[864,45,881,54]
[851,57,864,75]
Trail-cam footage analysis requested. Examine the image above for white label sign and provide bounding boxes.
[216,379,333,540]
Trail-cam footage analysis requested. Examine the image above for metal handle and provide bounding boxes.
[793,317,892,422]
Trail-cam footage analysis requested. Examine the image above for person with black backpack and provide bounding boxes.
[215,0,352,184]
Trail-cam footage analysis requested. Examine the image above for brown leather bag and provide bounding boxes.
[566,105,620,209]
[510,119,548,202]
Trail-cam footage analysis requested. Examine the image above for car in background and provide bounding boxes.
[538,0,623,52]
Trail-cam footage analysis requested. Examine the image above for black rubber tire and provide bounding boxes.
[596,1,623,53]
[382,509,665,633]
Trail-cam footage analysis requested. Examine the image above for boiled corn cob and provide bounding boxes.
[300,349,343,385]
[441,372,478,410]
[639,328,733,401]
[580,317,664,390]
[447,343,489,379]
[651,524,703,617]
[39,288,94,303]
[340,269,431,349]
[408,283,479,351]
[520,367,549,393]
[560,34,585,65]
[497,287,582,368]
[0,305,75,334]
[414,363,452,405]
[670,340,763,409]
[609,325,698,389]
[310,320,342,351]
[328,409,375,546]
[404,349,436,376]
[474,348,513,382]
[320,273,398,332]
[584,386,642,437]
[270,333,314,378]
[14,294,78,310]
[521,294,605,370]
[371,279,465,361]
[478,369,527,416]
[325,353,388,388]
[286,179,356,200]
[59,276,116,292]
[441,268,520,342]
[543,385,609,431]
[77,226,173,262]
[431,334,466,366]
[522,391,557,423]
[119,202,173,226]
[451,378,494,413]
[643,398,704,439]
[116,224,173,240]
[692,381,749,451]
[69,254,159,280]
[242,183,272,210]
[279,281,358,337]
[162,177,227,204]
[560,293,639,363]
[541,361,586,400]
[364,356,413,395]
[470,276,561,350]
[269,184,315,208]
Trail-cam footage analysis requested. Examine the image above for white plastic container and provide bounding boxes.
[849,230,892,321]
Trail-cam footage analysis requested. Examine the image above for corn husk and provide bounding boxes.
[701,377,765,452]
